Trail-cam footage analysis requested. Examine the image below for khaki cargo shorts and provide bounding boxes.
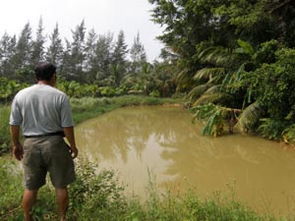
[22,136,76,190]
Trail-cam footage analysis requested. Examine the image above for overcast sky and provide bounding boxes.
[0,0,164,61]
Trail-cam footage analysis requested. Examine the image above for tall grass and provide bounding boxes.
[0,106,11,154]
[0,158,276,221]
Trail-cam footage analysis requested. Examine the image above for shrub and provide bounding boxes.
[257,118,290,140]
[0,106,11,154]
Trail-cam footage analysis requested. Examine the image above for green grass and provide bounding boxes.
[0,96,181,154]
[0,106,11,154]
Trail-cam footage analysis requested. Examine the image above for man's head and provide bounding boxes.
[35,63,57,85]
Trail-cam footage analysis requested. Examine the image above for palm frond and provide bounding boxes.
[236,101,264,133]
[191,103,225,136]
[203,85,221,95]
[192,93,233,106]
[186,83,212,102]
[198,46,233,66]
[175,68,194,91]
[192,103,241,136]
[193,68,225,81]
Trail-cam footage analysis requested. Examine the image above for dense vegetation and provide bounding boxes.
[148,0,295,142]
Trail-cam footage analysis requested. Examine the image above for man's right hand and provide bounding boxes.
[69,146,78,159]
[13,143,24,161]
[63,127,78,159]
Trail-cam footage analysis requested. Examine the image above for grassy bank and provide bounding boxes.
[70,95,180,124]
[0,96,180,154]
[0,157,276,221]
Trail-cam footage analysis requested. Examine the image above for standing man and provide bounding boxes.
[9,63,78,221]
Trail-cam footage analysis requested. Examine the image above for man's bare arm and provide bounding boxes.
[63,126,78,159]
[10,125,23,161]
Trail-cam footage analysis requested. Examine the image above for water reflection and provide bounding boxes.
[76,106,295,216]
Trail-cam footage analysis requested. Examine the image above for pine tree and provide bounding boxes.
[46,23,63,66]
[13,22,32,69]
[112,30,128,86]
[0,33,16,77]
[130,32,147,74]
[130,32,146,63]
[60,39,72,80]
[70,20,86,81]
[84,29,97,81]
[112,30,128,65]
[95,33,114,82]
[31,17,46,65]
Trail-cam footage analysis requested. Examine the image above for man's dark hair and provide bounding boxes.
[35,63,56,81]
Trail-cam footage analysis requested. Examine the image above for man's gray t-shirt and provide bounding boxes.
[9,84,74,136]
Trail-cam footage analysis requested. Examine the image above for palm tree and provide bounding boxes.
[188,40,265,136]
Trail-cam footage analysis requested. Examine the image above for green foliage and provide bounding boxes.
[149,90,160,97]
[257,118,290,141]
[0,77,28,102]
[249,48,295,119]
[282,124,295,144]
[0,158,23,220]
[253,40,280,65]
[0,106,10,154]
[14,67,35,83]
[236,39,255,55]
[68,161,127,220]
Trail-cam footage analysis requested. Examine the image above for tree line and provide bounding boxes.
[0,19,176,100]
[149,0,295,142]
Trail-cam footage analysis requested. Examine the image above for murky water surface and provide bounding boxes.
[76,106,295,216]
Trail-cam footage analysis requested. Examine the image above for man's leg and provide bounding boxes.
[22,189,38,221]
[55,187,69,221]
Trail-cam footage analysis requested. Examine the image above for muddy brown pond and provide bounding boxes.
[75,106,295,217]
